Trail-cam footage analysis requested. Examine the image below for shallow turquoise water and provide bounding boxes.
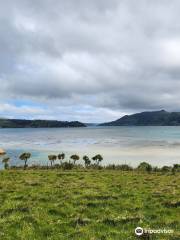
[1,126,180,168]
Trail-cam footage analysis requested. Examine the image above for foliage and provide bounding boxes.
[58,153,65,164]
[161,166,172,172]
[172,164,180,173]
[100,110,180,126]
[2,156,10,169]
[2,151,180,176]
[106,164,133,171]
[2,157,10,163]
[0,119,86,128]
[137,162,152,173]
[61,161,74,170]
[92,154,103,165]
[19,152,31,169]
[48,155,57,166]
[70,154,80,165]
[83,155,91,167]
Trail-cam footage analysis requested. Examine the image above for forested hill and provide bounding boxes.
[0,119,86,128]
[100,110,180,126]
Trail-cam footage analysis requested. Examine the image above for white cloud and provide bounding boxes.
[158,38,180,68]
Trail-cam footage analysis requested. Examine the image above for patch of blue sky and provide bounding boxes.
[8,99,47,109]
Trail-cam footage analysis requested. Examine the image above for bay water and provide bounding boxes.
[1,126,180,168]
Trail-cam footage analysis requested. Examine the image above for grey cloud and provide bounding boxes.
[1,0,180,121]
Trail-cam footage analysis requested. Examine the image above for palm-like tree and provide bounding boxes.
[58,153,65,165]
[2,156,10,169]
[70,154,80,165]
[83,155,91,167]
[48,155,57,166]
[19,152,31,169]
[92,154,103,166]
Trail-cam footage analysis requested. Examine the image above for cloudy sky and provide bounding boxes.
[1,0,180,122]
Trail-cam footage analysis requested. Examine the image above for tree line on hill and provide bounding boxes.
[0,119,86,128]
[100,110,180,126]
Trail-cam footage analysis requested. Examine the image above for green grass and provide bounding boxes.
[0,170,179,240]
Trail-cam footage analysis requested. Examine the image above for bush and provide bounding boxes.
[172,164,180,173]
[161,166,172,172]
[137,162,152,173]
[105,164,133,171]
[62,162,74,170]
[152,166,160,172]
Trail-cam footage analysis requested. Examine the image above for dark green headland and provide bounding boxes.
[100,110,180,126]
[0,119,86,128]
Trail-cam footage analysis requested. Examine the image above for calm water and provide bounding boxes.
[1,126,180,168]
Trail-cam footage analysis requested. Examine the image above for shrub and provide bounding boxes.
[161,166,172,172]
[137,162,152,173]
[62,162,74,170]
[172,164,180,173]
[105,164,133,171]
[83,155,91,167]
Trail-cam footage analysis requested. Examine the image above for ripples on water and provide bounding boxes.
[1,126,180,168]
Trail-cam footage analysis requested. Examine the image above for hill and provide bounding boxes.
[100,110,180,126]
[0,119,86,128]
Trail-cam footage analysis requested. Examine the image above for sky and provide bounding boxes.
[1,0,180,123]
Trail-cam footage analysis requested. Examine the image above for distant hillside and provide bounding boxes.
[0,119,86,128]
[84,123,98,127]
[100,110,180,126]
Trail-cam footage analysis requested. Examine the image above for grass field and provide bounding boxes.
[0,169,179,240]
